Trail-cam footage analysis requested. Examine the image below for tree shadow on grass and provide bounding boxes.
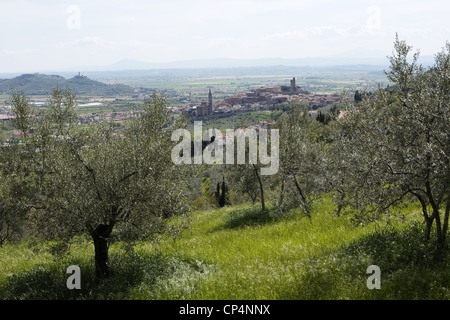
[0,251,212,300]
[279,221,450,300]
[217,204,308,232]
[0,264,72,300]
[219,205,281,230]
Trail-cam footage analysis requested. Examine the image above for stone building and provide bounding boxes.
[196,89,214,116]
[290,77,297,93]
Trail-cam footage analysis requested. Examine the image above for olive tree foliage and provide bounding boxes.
[336,35,450,252]
[13,88,190,277]
[226,160,268,212]
[276,105,328,218]
[226,163,260,205]
[9,86,34,138]
[223,126,276,213]
[0,88,35,246]
[0,147,32,247]
[0,173,28,246]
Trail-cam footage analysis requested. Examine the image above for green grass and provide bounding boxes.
[0,198,448,300]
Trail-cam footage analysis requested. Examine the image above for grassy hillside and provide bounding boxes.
[0,198,448,300]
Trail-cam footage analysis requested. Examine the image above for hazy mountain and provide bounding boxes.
[59,47,435,73]
[70,56,391,72]
[61,48,424,72]
[1,48,435,80]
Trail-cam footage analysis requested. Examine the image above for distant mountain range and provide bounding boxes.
[0,73,136,96]
[68,56,393,72]
[0,48,436,76]
[59,48,435,72]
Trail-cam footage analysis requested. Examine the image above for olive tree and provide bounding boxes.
[0,88,36,245]
[337,35,450,252]
[15,88,189,277]
[223,126,277,213]
[0,175,28,246]
[226,160,268,211]
[226,163,260,205]
[276,104,327,217]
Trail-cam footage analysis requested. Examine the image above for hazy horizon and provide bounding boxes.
[1,0,450,73]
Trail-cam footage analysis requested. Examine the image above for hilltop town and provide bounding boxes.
[170,77,342,118]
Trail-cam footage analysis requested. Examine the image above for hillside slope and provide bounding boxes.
[0,73,135,96]
[0,199,448,300]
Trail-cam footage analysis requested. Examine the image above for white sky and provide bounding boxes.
[1,0,450,73]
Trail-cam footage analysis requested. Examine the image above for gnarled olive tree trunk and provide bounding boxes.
[91,223,115,278]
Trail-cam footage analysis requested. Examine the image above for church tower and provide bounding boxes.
[208,89,213,114]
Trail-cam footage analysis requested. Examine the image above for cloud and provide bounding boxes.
[55,37,165,50]
[2,48,35,57]
[262,26,352,41]
[208,37,236,46]
[55,37,116,49]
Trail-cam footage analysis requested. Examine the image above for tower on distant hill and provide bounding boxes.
[290,77,297,93]
[208,89,213,114]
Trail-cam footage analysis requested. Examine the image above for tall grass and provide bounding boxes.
[0,198,448,300]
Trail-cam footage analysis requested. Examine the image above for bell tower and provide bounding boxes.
[208,89,213,114]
